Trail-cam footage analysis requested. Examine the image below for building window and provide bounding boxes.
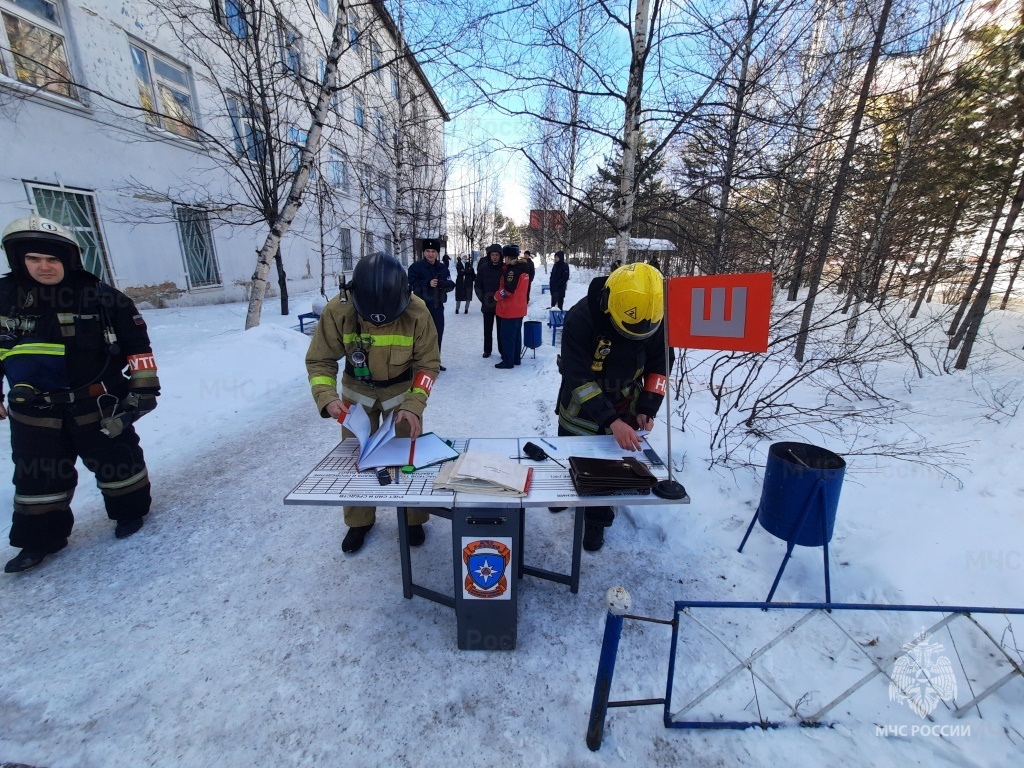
[28,184,111,282]
[364,231,374,254]
[374,109,386,142]
[130,43,198,141]
[379,173,390,207]
[280,19,301,77]
[391,70,399,99]
[227,96,266,162]
[328,147,348,191]
[213,0,248,39]
[347,10,358,49]
[175,206,222,288]
[338,227,353,270]
[288,126,307,171]
[0,0,76,99]
[370,41,381,75]
[354,91,364,128]
[317,0,330,18]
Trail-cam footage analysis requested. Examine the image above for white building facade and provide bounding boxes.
[0,0,448,307]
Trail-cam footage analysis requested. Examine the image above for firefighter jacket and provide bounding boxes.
[0,271,160,417]
[408,258,455,308]
[557,277,667,435]
[305,293,440,419]
[495,262,529,320]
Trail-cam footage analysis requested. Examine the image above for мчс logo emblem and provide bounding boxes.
[889,628,958,718]
[462,538,511,599]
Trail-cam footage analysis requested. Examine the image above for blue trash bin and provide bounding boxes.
[757,442,845,546]
[522,320,542,358]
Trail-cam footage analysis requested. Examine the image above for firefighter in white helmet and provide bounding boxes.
[0,215,160,573]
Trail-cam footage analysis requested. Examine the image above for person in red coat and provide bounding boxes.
[494,245,529,369]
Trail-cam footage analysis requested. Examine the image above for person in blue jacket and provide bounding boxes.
[407,238,454,370]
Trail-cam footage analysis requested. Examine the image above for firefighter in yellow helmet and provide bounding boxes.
[553,262,667,551]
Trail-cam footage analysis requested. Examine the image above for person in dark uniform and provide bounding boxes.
[522,250,536,303]
[474,243,504,359]
[454,256,475,314]
[550,250,570,310]
[554,262,667,552]
[407,238,454,370]
[0,215,160,573]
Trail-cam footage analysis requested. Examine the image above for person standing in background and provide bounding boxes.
[549,250,570,310]
[454,256,475,314]
[494,245,529,370]
[474,243,504,359]
[408,238,454,371]
[522,250,536,303]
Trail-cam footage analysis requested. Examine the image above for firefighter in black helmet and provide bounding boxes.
[0,215,161,573]
[305,253,441,554]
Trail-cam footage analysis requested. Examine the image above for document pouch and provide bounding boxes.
[568,456,657,496]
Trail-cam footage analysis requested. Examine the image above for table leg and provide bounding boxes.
[570,506,584,594]
[398,506,412,599]
[518,507,526,579]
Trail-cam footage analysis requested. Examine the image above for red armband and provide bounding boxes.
[412,371,435,395]
[128,353,158,372]
[643,373,667,395]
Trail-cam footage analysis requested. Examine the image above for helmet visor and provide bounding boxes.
[612,315,661,340]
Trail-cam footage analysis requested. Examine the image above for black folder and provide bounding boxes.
[568,456,657,496]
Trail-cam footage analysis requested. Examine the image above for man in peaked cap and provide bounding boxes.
[407,238,454,371]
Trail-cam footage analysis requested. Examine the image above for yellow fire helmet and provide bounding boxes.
[602,262,664,340]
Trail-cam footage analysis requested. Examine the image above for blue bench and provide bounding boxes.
[541,284,550,295]
[298,311,320,334]
[548,309,565,345]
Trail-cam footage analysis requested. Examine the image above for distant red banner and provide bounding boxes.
[666,273,773,352]
[528,209,566,231]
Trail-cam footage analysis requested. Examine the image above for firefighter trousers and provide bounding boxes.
[7,405,151,550]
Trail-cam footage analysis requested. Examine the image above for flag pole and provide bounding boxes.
[654,274,688,500]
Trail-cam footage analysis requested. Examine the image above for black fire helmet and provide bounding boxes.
[350,252,411,326]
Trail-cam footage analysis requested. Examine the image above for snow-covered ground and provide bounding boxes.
[1,268,1022,767]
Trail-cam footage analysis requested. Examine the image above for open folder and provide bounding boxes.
[343,403,459,471]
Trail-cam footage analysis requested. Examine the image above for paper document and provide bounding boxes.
[343,404,458,471]
[433,451,533,496]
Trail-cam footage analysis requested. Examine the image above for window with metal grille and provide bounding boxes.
[0,0,76,99]
[175,206,222,288]
[28,184,112,282]
[130,42,198,141]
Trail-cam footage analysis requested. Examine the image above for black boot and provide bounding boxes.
[582,522,605,552]
[342,524,374,554]
[115,517,144,539]
[5,539,68,573]
[408,524,426,547]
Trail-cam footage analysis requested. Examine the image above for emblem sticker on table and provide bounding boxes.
[462,538,512,600]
